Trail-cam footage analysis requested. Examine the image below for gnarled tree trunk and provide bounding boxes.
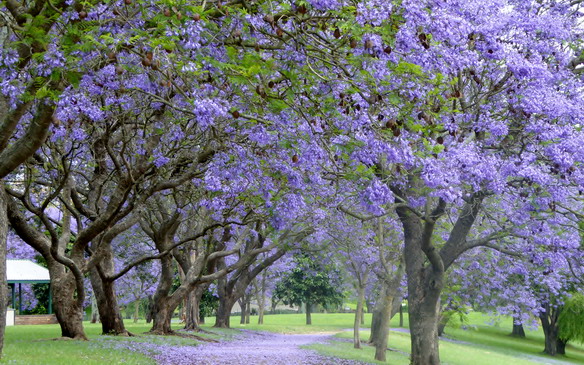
[149,299,173,334]
[89,242,128,335]
[214,294,237,328]
[90,272,127,335]
[50,265,88,340]
[149,255,176,334]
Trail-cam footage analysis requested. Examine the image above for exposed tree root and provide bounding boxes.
[183,326,216,335]
[146,329,218,342]
[52,335,88,341]
[102,330,136,337]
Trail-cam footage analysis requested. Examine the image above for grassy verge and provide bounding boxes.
[2,312,584,364]
[200,312,373,334]
[1,320,252,365]
[1,322,155,365]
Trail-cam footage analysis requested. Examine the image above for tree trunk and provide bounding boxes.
[257,277,266,324]
[540,304,562,356]
[146,296,153,323]
[407,269,442,365]
[134,300,140,323]
[557,338,566,355]
[369,285,397,345]
[90,294,99,323]
[239,298,246,325]
[148,255,175,334]
[306,302,312,325]
[50,268,88,340]
[399,207,443,365]
[199,306,205,324]
[374,294,394,362]
[0,189,8,357]
[511,316,526,338]
[89,263,127,335]
[149,300,173,334]
[245,295,251,324]
[354,285,365,349]
[184,286,204,330]
[399,304,404,328]
[214,295,236,328]
[438,312,449,337]
[369,309,381,345]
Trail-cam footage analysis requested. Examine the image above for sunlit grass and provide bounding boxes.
[1,322,155,365]
[201,312,373,334]
[2,312,584,364]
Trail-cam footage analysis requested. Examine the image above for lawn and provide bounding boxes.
[201,312,373,334]
[1,322,156,365]
[215,311,584,365]
[2,312,583,364]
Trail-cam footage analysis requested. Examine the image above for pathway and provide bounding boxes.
[153,330,367,365]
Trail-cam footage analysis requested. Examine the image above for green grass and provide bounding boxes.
[321,312,584,365]
[308,340,408,364]
[443,312,584,364]
[1,322,156,364]
[2,312,584,364]
[211,311,584,364]
[201,312,373,334]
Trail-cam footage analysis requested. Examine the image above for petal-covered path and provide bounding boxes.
[154,330,366,365]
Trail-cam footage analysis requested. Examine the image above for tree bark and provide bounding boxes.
[306,302,312,325]
[214,246,287,328]
[353,285,365,349]
[438,311,449,337]
[369,283,402,345]
[184,286,205,330]
[0,189,8,357]
[50,265,88,340]
[149,254,176,334]
[398,204,442,365]
[407,268,442,365]
[239,297,246,325]
[90,294,99,323]
[134,300,140,323]
[214,294,236,328]
[374,294,394,362]
[256,275,266,325]
[540,303,562,356]
[245,294,251,324]
[369,309,381,345]
[89,243,127,335]
[557,338,566,355]
[511,316,525,338]
[149,301,173,334]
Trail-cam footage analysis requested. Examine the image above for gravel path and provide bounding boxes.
[164,330,366,365]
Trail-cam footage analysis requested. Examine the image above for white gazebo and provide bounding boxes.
[6,259,52,316]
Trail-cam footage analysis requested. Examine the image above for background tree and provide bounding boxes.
[273,255,344,325]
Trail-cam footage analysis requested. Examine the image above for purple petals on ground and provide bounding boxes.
[93,330,366,365]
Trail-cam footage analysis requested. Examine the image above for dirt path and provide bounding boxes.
[154,330,367,365]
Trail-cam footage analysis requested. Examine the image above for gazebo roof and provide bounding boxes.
[7,259,50,284]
